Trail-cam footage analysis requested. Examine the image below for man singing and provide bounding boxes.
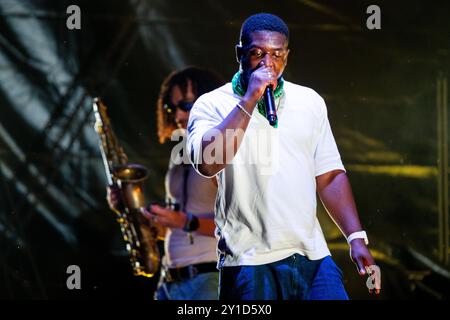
[187,13,380,300]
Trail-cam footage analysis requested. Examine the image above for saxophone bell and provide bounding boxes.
[114,164,148,210]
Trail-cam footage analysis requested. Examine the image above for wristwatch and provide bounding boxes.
[183,212,200,232]
[346,231,369,245]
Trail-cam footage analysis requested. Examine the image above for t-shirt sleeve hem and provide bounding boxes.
[315,163,346,177]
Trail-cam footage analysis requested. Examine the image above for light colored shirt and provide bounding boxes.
[187,81,345,267]
[163,131,218,268]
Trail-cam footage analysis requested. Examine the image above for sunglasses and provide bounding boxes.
[163,101,194,114]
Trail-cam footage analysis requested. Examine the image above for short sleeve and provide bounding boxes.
[186,94,222,176]
[314,97,346,176]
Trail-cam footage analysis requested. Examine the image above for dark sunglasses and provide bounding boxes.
[163,101,194,114]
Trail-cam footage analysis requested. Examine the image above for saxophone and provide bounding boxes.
[93,97,160,277]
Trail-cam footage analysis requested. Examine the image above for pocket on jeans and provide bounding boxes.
[323,256,344,279]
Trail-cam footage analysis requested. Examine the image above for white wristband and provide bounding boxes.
[347,231,369,245]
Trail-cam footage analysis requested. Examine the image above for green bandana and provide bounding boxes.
[232,71,284,128]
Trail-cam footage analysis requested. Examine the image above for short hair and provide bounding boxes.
[239,13,289,47]
[156,66,224,144]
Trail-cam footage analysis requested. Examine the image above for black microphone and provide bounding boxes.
[264,85,277,127]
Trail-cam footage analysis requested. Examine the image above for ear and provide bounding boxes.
[284,48,290,67]
[235,44,243,63]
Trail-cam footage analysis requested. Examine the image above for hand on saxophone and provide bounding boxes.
[106,184,124,214]
[142,204,187,230]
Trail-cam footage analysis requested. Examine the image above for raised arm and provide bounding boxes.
[194,66,276,177]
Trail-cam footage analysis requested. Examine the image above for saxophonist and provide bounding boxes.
[107,67,224,300]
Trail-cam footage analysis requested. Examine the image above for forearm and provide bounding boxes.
[317,170,363,238]
[195,217,216,237]
[317,170,378,283]
[198,98,256,176]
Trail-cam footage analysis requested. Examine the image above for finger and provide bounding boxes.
[141,209,154,220]
[254,65,271,75]
[153,209,171,217]
[109,185,119,193]
[141,207,158,220]
[155,216,171,227]
[263,68,277,87]
[354,257,366,276]
[265,68,276,80]
[150,204,166,214]
[363,254,376,267]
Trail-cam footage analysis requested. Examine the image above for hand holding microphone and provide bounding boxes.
[258,61,278,127]
[253,63,278,126]
[264,84,277,127]
[241,62,278,126]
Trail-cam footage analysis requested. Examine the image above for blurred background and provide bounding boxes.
[0,0,449,299]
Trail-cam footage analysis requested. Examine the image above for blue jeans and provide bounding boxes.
[219,254,348,300]
[155,272,219,300]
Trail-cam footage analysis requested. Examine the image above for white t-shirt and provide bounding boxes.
[187,81,345,267]
[163,132,218,268]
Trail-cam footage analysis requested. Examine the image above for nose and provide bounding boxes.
[262,53,274,68]
[175,107,184,120]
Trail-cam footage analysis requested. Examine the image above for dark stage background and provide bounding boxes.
[0,0,449,299]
